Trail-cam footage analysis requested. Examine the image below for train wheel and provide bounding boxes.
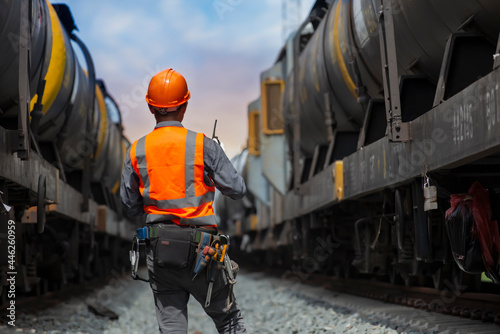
[343,263,353,279]
[432,267,445,290]
[388,265,397,284]
[400,271,417,287]
[452,264,481,292]
[39,278,48,295]
[1,286,7,306]
[265,250,275,267]
[388,264,403,285]
[76,264,85,284]
[31,278,47,297]
[333,265,342,278]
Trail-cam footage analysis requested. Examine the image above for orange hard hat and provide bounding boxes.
[145,68,191,109]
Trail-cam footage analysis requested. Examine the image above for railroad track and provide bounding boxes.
[253,267,500,333]
[320,277,500,323]
[300,274,500,332]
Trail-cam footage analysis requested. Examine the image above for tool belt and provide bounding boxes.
[130,222,219,279]
[140,223,217,268]
[130,222,238,312]
[136,222,218,242]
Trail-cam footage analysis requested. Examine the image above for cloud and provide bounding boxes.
[55,0,317,158]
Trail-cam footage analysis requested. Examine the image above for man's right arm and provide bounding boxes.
[120,148,144,218]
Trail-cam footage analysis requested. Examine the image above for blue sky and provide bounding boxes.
[56,0,315,158]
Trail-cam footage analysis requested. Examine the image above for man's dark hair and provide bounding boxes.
[149,102,187,116]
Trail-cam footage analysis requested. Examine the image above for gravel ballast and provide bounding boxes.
[1,270,494,333]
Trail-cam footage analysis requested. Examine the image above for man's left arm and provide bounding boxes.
[204,137,246,200]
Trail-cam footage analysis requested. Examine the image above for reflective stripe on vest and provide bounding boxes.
[130,127,215,225]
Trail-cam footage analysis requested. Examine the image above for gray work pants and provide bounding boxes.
[146,238,247,333]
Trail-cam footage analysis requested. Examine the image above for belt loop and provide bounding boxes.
[149,226,158,238]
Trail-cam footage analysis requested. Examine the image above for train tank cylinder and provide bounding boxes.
[91,81,127,193]
[351,0,500,100]
[284,0,500,157]
[0,1,85,167]
[0,0,50,121]
[283,0,366,157]
[0,1,125,186]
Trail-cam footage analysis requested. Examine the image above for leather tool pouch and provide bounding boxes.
[150,224,197,269]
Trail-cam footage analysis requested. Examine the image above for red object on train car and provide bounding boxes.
[445,182,500,283]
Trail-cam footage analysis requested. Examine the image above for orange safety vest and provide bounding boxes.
[130,126,215,226]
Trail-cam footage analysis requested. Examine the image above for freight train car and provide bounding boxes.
[216,0,500,291]
[0,0,136,299]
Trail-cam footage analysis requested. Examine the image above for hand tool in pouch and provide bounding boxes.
[192,232,214,280]
[205,243,219,307]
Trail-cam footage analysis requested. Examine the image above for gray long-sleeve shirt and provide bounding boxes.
[120,121,246,219]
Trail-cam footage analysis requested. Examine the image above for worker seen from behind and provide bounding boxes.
[120,68,248,333]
